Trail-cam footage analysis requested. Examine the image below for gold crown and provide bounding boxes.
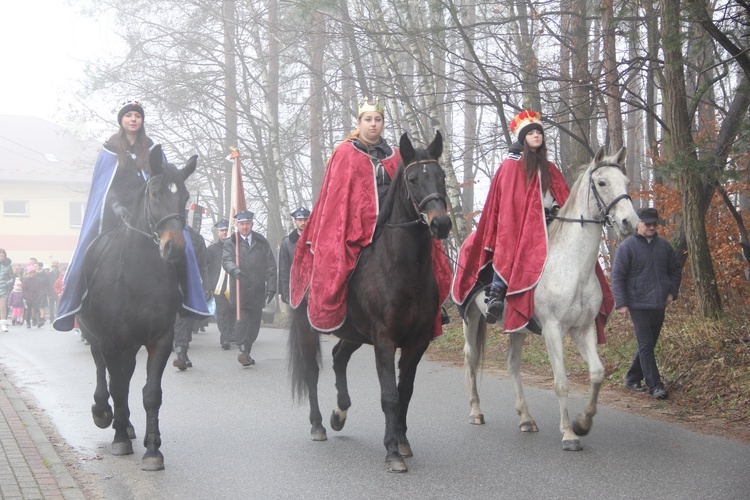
[358,97,385,116]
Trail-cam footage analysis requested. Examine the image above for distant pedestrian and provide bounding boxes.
[0,249,14,332]
[207,219,235,349]
[8,279,25,326]
[172,224,209,370]
[278,207,310,305]
[22,268,45,328]
[612,207,682,400]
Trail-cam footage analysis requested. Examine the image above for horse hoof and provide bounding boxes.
[111,440,134,456]
[311,427,327,441]
[469,414,485,425]
[519,421,539,433]
[173,358,187,371]
[92,405,113,429]
[386,458,408,473]
[562,439,582,451]
[330,409,347,432]
[127,424,136,440]
[572,419,591,437]
[141,455,165,471]
[398,442,413,458]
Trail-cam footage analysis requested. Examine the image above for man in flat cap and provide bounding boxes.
[222,211,277,366]
[612,207,682,400]
[278,207,310,305]
[207,219,235,350]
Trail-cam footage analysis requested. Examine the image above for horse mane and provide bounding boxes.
[376,162,406,227]
[547,160,594,240]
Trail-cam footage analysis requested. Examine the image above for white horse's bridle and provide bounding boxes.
[549,162,630,227]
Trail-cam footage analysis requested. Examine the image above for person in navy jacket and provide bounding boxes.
[612,207,682,399]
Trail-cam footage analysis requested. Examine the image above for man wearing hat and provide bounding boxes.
[278,207,310,305]
[222,211,277,366]
[208,219,235,349]
[612,207,682,400]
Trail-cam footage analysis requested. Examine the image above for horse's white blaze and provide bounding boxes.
[462,147,637,449]
[168,182,178,193]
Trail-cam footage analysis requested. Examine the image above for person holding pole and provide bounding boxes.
[222,211,277,366]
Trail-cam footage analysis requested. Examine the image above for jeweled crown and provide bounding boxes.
[358,97,385,116]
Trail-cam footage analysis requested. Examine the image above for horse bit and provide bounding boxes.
[122,176,185,244]
[549,162,630,227]
[384,159,447,229]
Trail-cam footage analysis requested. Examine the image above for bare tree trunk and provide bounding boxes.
[309,7,326,199]
[661,0,721,318]
[570,0,593,167]
[222,0,239,219]
[602,0,624,152]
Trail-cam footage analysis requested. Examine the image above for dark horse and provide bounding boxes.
[288,132,451,472]
[78,145,196,471]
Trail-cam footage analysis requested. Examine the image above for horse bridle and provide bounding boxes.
[123,175,185,244]
[549,162,630,227]
[384,159,448,228]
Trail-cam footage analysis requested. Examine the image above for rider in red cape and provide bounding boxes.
[290,98,451,336]
[452,110,612,342]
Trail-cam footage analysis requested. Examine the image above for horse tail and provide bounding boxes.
[287,301,320,403]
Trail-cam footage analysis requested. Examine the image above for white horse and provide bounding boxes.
[461,146,638,451]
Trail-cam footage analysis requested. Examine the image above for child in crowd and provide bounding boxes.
[8,278,25,326]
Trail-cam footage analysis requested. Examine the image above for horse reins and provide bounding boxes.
[122,176,185,244]
[383,159,447,229]
[548,162,630,227]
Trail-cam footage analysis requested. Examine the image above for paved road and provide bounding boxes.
[0,321,748,499]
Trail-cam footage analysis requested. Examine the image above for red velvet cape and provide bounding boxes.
[290,140,451,334]
[452,156,612,342]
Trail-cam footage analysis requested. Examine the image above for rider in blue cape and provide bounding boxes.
[54,100,209,332]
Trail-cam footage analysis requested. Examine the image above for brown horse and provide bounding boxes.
[79,145,197,471]
[288,132,451,472]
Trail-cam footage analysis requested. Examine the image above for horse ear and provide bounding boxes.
[181,155,198,181]
[399,133,415,164]
[150,145,164,176]
[593,146,606,163]
[427,130,443,159]
[615,146,627,172]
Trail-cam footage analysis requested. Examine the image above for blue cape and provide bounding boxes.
[54,147,209,331]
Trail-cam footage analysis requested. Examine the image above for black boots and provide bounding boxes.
[173,346,192,371]
[484,285,507,324]
[238,346,255,366]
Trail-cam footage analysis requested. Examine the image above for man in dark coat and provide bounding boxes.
[222,211,277,366]
[278,207,310,304]
[612,207,682,400]
[172,223,209,370]
[207,219,235,349]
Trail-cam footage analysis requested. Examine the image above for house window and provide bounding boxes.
[3,200,28,216]
[70,201,86,228]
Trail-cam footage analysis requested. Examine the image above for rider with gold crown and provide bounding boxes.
[290,97,452,336]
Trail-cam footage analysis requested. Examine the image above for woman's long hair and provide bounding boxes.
[108,124,153,173]
[523,139,551,193]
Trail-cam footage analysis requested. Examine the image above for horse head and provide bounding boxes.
[586,146,638,239]
[140,145,198,262]
[397,131,452,239]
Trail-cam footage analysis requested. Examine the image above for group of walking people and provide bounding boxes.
[0,249,63,332]
[43,97,681,399]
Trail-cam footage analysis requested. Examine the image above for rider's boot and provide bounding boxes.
[484,285,506,324]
